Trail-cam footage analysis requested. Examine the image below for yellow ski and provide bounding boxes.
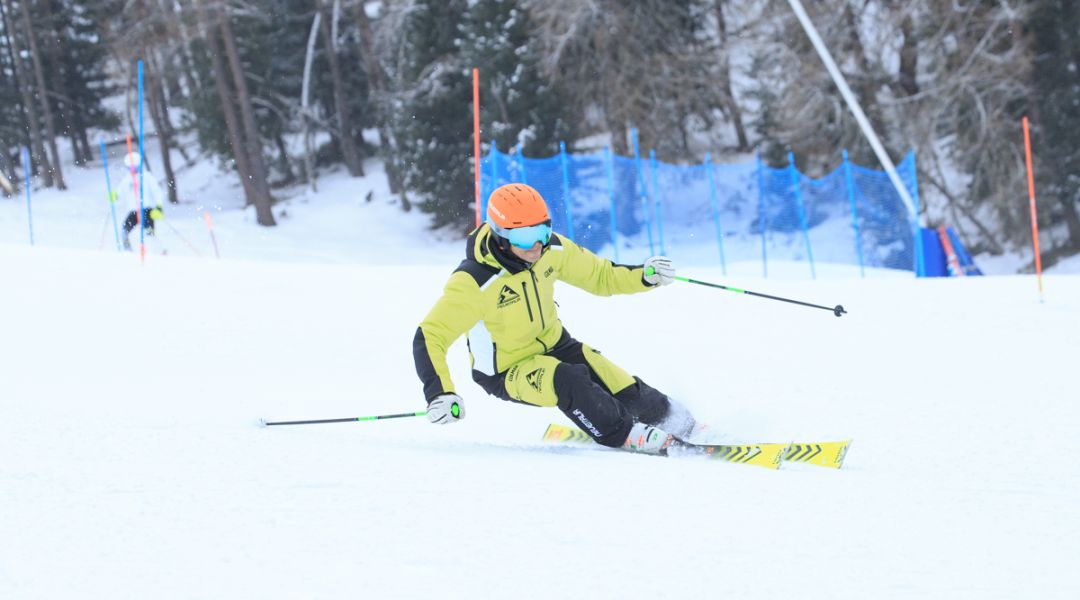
[541,423,787,470]
[783,440,852,469]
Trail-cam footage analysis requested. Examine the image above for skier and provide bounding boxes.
[116,152,166,251]
[413,183,699,455]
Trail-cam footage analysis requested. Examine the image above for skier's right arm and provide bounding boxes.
[412,272,484,402]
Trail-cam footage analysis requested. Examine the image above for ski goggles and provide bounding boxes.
[489,220,553,249]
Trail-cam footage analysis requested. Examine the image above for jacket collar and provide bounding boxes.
[468,224,539,275]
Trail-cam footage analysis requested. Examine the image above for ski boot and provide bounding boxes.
[622,422,674,455]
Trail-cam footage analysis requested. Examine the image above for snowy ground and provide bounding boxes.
[2,149,1080,598]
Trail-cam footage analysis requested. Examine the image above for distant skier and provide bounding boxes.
[116,152,165,251]
[413,183,698,454]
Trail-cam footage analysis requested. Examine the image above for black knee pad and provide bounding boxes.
[554,363,634,447]
[614,377,672,425]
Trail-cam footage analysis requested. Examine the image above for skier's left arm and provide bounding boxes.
[553,235,675,295]
[412,271,485,402]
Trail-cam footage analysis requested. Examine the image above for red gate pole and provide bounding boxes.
[1022,116,1044,301]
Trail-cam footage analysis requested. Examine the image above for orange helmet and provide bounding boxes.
[487,184,549,228]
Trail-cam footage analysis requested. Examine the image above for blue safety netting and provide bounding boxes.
[480,143,921,277]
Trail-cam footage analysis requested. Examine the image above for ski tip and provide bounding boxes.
[257,418,268,428]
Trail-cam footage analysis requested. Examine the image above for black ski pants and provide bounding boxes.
[472,329,672,447]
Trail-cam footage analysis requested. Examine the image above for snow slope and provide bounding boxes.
[2,149,1079,598]
[2,240,1079,598]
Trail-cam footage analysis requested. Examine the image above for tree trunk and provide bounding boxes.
[714,0,749,151]
[1056,194,1080,251]
[73,108,93,165]
[897,12,919,97]
[151,45,191,163]
[319,0,364,176]
[1,0,52,187]
[0,145,15,195]
[273,133,296,185]
[195,0,257,209]
[355,3,409,207]
[18,0,65,190]
[216,1,276,226]
[301,10,320,192]
[146,62,179,204]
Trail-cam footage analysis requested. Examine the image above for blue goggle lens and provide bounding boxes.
[492,221,552,249]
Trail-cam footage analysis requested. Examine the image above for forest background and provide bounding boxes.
[1,0,1077,270]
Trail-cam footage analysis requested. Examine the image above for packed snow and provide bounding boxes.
[2,148,1079,599]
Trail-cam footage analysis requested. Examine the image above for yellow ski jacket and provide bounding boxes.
[413,224,657,401]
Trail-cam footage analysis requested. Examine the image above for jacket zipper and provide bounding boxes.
[530,271,546,329]
[526,270,548,352]
[521,282,534,321]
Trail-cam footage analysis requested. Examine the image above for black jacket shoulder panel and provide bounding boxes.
[454,259,500,288]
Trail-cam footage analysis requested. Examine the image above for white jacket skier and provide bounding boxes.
[116,153,166,251]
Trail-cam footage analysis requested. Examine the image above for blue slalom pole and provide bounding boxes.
[842,149,865,278]
[100,140,121,251]
[137,60,146,258]
[756,152,768,279]
[559,141,575,240]
[22,147,33,245]
[605,146,619,263]
[631,129,654,256]
[649,149,666,256]
[705,153,727,276]
[908,151,925,277]
[485,140,498,219]
[788,151,816,280]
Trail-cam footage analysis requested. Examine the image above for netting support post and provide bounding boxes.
[649,149,666,256]
[515,143,528,186]
[705,152,727,276]
[605,146,619,263]
[788,152,816,279]
[631,128,655,256]
[559,141,575,240]
[756,152,768,279]
[842,149,866,278]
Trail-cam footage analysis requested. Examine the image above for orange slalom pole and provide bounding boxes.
[203,211,220,259]
[125,135,145,263]
[1022,117,1044,299]
[472,67,482,228]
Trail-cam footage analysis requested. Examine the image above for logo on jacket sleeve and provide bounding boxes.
[526,368,546,392]
[497,285,521,307]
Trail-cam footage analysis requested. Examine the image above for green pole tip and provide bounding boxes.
[451,403,460,418]
[645,266,655,276]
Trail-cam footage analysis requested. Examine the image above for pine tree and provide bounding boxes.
[460,0,571,157]
[1030,0,1080,255]
[385,0,474,231]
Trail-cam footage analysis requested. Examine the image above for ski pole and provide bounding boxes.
[260,411,427,427]
[646,267,847,317]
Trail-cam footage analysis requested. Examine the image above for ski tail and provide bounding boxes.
[542,423,592,444]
